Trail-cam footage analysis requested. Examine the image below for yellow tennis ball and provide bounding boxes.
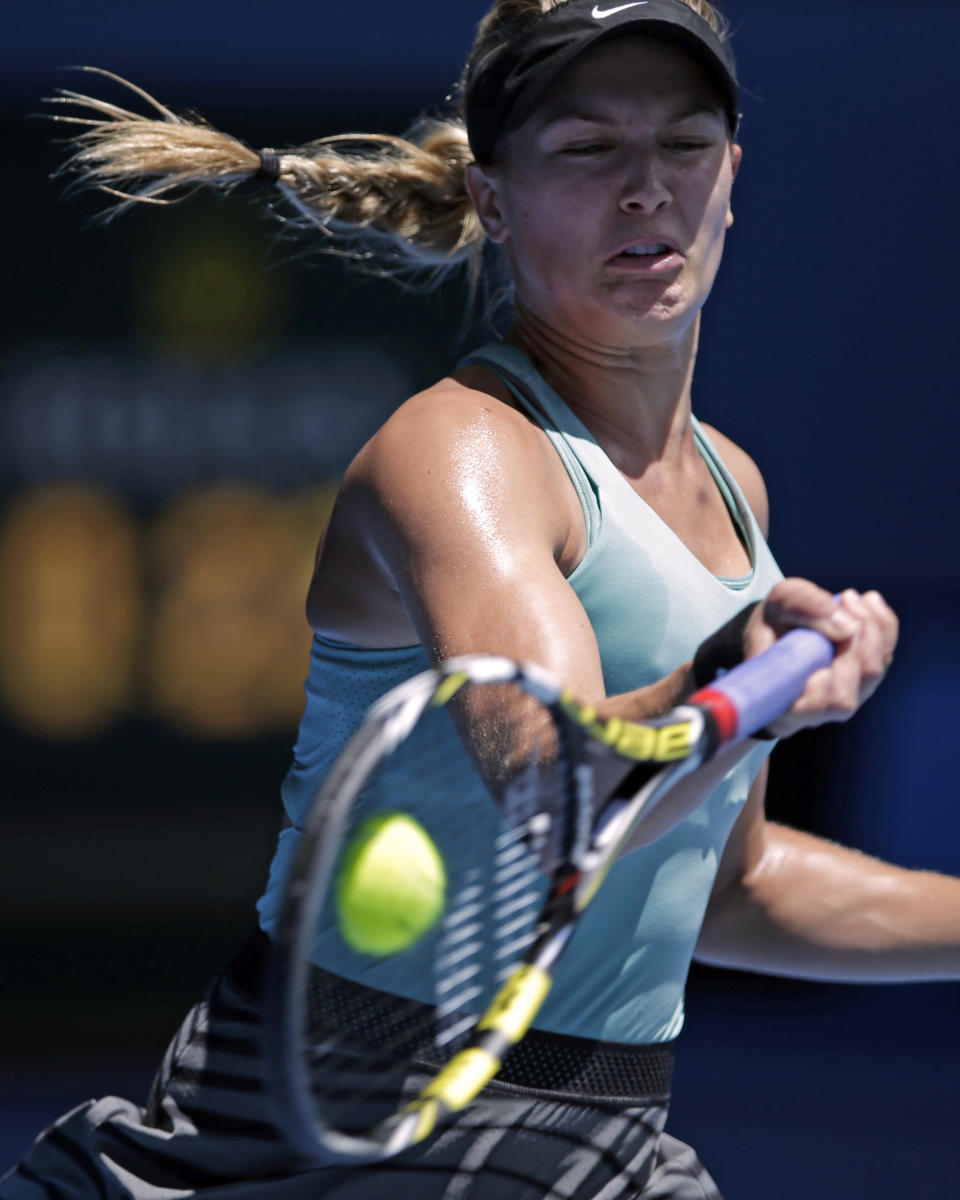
[335,813,446,955]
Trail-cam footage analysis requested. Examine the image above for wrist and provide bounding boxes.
[691,602,760,689]
[692,604,779,741]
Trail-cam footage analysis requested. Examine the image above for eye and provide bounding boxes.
[560,141,613,156]
[664,138,713,153]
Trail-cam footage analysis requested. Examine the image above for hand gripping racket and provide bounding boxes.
[264,627,832,1163]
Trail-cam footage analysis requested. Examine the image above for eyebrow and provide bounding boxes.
[539,102,724,129]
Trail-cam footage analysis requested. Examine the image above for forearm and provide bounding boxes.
[588,663,765,848]
[594,661,694,721]
[698,822,960,982]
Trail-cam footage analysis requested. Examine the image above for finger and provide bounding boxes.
[764,577,836,624]
[795,650,862,723]
[764,579,859,642]
[828,635,867,716]
[839,590,893,699]
[857,621,886,700]
[787,665,834,719]
[770,664,849,732]
[855,605,888,694]
[863,590,898,663]
[765,588,898,737]
[837,588,874,639]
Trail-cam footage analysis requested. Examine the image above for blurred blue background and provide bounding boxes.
[2,1,959,1196]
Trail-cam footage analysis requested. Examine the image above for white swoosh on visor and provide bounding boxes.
[592,2,650,19]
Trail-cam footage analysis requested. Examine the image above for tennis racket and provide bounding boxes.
[264,627,833,1163]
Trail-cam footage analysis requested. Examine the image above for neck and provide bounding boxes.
[506,302,701,473]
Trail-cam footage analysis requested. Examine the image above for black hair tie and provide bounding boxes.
[255,149,282,185]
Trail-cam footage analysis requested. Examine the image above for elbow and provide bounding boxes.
[695,873,755,966]
[695,849,784,967]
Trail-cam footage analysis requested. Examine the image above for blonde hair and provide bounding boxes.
[49,0,730,288]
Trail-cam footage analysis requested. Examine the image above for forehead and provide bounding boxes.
[525,35,725,127]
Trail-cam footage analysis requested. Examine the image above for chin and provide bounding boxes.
[598,296,700,347]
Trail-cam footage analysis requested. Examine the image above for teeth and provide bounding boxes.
[622,244,669,256]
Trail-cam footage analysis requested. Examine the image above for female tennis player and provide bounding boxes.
[6,1,953,1197]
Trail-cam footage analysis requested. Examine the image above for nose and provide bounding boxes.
[619,153,671,215]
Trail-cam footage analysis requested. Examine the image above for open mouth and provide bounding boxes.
[609,243,682,270]
[619,243,672,258]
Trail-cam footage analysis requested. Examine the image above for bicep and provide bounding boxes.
[405,546,603,696]
[360,391,608,702]
[706,757,770,905]
[695,759,772,960]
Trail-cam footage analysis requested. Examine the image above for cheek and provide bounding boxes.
[695,197,733,292]
[697,178,735,247]
[503,186,576,272]
[512,181,602,271]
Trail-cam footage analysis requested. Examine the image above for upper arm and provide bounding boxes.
[699,423,770,540]
[707,757,771,902]
[347,383,608,700]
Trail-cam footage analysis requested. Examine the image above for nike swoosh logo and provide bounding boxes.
[591,1,649,18]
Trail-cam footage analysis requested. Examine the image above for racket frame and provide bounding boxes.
[265,629,834,1163]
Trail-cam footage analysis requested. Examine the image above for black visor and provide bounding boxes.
[464,0,740,164]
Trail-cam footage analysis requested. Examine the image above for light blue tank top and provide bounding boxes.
[257,342,783,1044]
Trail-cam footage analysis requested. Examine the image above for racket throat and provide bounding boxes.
[385,960,556,1148]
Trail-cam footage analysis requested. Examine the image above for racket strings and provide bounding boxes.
[491,827,547,970]
[288,672,584,1143]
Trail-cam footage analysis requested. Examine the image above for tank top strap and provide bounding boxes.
[691,418,758,588]
[459,343,601,548]
[461,342,763,586]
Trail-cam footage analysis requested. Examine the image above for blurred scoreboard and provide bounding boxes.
[0,334,415,740]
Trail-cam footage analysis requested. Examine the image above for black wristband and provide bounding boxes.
[691,602,760,689]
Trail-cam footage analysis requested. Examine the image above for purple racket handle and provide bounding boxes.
[690,625,835,744]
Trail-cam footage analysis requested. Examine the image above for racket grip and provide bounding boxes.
[691,625,834,743]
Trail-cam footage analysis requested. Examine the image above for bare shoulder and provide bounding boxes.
[353,373,543,490]
[338,372,580,566]
[699,422,770,538]
[307,376,567,644]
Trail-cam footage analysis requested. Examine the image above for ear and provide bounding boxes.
[725,142,743,230]
[464,163,510,244]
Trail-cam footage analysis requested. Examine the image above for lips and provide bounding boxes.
[606,240,684,273]
[605,237,683,270]
[619,243,672,258]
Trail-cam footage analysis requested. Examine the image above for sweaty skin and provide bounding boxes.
[305,38,951,985]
